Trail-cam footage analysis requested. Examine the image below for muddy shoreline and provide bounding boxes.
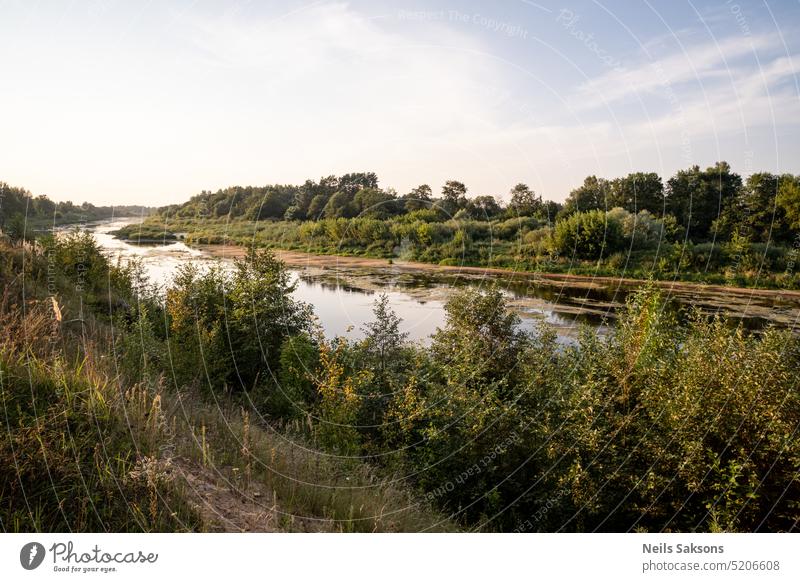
[197,244,800,303]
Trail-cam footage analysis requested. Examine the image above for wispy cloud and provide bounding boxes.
[572,33,779,107]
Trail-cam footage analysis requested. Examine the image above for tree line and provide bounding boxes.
[152,163,800,288]
[159,163,800,246]
[0,181,151,241]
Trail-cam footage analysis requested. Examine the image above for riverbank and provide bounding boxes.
[199,244,800,303]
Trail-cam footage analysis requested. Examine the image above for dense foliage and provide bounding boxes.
[151,163,800,288]
[99,238,798,532]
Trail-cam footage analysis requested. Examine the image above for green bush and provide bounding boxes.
[553,209,624,259]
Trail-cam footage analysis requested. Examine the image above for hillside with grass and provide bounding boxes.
[0,232,452,532]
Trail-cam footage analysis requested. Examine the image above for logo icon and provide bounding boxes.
[20,542,46,570]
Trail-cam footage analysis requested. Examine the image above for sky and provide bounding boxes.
[1,0,798,206]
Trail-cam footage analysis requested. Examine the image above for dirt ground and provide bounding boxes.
[172,457,327,532]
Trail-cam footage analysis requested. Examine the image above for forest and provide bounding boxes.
[146,162,800,288]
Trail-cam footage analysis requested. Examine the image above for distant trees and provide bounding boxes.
[666,162,741,240]
[249,186,294,220]
[353,188,401,219]
[402,184,433,212]
[0,181,149,231]
[440,180,468,216]
[608,172,664,215]
[509,183,543,217]
[148,162,799,271]
[562,176,611,215]
[777,174,800,231]
[466,195,503,219]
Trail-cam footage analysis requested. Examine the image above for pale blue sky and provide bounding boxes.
[1,0,798,205]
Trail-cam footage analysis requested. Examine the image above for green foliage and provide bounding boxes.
[112,223,176,242]
[562,175,611,215]
[777,174,800,231]
[272,333,320,417]
[3,214,799,532]
[165,249,312,394]
[607,207,677,249]
[553,209,624,259]
[0,235,451,533]
[375,287,800,531]
[0,180,149,231]
[143,163,800,288]
[314,341,364,456]
[666,161,742,240]
[608,172,664,215]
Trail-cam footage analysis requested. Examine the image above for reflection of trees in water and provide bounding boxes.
[298,274,375,295]
[296,266,799,335]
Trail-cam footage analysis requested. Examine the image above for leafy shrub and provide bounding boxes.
[553,209,624,259]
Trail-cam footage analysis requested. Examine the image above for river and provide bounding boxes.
[82,218,799,344]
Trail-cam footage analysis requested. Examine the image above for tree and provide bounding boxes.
[467,195,503,219]
[249,186,294,220]
[338,172,379,196]
[508,183,542,217]
[33,195,57,217]
[353,188,399,219]
[440,180,468,216]
[431,288,527,386]
[359,294,409,378]
[272,333,319,417]
[226,248,313,391]
[323,191,357,218]
[609,172,664,214]
[777,174,800,231]
[355,295,411,439]
[165,249,312,394]
[562,176,610,216]
[714,173,793,244]
[4,213,27,244]
[666,162,741,241]
[403,184,433,212]
[307,194,330,218]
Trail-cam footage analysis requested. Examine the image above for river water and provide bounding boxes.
[83,218,799,344]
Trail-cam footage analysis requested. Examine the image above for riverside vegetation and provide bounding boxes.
[1,221,798,532]
[0,232,451,532]
[129,162,800,289]
[0,180,150,238]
